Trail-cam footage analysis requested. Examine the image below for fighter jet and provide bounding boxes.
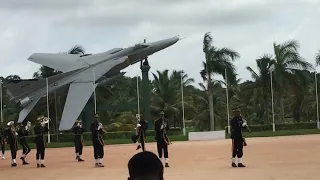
[5,36,180,130]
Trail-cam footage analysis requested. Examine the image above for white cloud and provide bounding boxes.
[0,0,320,86]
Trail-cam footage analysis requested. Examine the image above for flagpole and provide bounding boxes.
[225,69,230,134]
[0,79,3,123]
[93,68,97,114]
[315,69,320,129]
[181,71,186,136]
[270,69,275,132]
[46,78,51,143]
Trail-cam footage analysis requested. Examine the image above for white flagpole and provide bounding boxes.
[225,69,230,134]
[46,78,51,143]
[181,71,186,136]
[137,76,140,116]
[93,68,97,114]
[0,79,3,123]
[270,69,275,132]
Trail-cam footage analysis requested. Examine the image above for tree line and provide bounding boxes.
[1,32,320,132]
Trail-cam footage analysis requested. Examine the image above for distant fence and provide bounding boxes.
[188,131,225,141]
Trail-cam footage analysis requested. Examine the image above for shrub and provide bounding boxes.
[25,127,182,143]
[224,122,318,135]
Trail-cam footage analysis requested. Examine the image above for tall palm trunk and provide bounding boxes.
[207,74,215,131]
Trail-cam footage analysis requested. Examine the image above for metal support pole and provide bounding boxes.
[181,71,186,136]
[270,70,275,132]
[225,69,230,134]
[46,78,51,143]
[315,71,320,129]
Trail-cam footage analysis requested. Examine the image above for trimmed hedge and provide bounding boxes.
[224,122,318,135]
[225,129,320,139]
[24,127,182,143]
[3,135,188,150]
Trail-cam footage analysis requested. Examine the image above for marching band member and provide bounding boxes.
[154,111,170,168]
[72,119,85,162]
[17,122,31,165]
[0,124,6,159]
[230,108,247,168]
[34,116,50,168]
[4,121,19,167]
[90,114,105,167]
[131,114,148,151]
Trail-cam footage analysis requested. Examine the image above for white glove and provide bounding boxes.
[15,132,18,136]
[242,122,247,127]
[160,125,164,129]
[97,125,101,130]
[25,126,28,130]
[137,124,141,127]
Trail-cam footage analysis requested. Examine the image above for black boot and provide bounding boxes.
[41,164,46,168]
[21,157,29,165]
[37,164,40,168]
[78,158,84,162]
[11,163,17,167]
[165,163,169,167]
[238,163,246,167]
[136,145,141,150]
[231,163,237,167]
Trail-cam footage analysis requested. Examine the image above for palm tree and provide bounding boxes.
[200,32,240,130]
[263,40,312,122]
[246,56,273,123]
[151,70,196,128]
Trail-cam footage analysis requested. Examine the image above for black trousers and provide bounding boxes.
[21,143,31,156]
[75,141,83,155]
[156,139,168,158]
[139,135,146,151]
[93,142,104,159]
[36,142,45,160]
[0,140,5,154]
[9,144,17,160]
[232,138,243,158]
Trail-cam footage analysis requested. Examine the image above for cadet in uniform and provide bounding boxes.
[131,114,148,151]
[4,121,19,167]
[17,122,31,165]
[90,114,105,167]
[34,116,50,168]
[154,111,170,168]
[230,109,247,168]
[72,119,85,162]
[0,124,6,159]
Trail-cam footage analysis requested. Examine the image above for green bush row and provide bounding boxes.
[22,128,182,143]
[224,122,318,135]
[3,135,188,150]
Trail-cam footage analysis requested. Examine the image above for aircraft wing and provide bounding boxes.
[59,56,128,130]
[28,53,89,73]
[58,82,97,131]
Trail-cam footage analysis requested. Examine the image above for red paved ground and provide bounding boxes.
[0,134,319,180]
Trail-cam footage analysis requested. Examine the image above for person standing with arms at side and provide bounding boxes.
[72,119,85,162]
[230,108,247,168]
[4,121,19,167]
[17,122,31,165]
[154,111,170,168]
[0,124,6,159]
[90,114,105,167]
[34,116,50,168]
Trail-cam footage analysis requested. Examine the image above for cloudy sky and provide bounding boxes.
[1,0,320,86]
